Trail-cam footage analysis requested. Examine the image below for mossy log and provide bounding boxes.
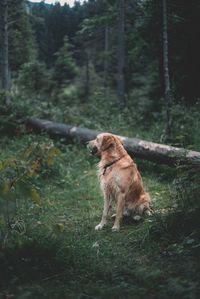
[26,118,200,167]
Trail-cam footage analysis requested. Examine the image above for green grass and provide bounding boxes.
[0,135,200,299]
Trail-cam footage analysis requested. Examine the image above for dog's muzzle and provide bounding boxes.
[87,142,98,155]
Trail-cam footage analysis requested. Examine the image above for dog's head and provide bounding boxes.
[88,133,124,156]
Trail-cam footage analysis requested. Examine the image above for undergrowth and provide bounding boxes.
[0,134,200,299]
[1,87,200,150]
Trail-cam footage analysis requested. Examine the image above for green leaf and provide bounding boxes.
[30,188,41,204]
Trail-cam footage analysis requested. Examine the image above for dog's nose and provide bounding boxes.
[91,146,98,155]
[87,142,98,155]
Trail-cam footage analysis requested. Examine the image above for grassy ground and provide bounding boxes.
[0,134,200,299]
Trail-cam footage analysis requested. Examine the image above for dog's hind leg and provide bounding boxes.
[112,194,125,231]
[135,201,153,218]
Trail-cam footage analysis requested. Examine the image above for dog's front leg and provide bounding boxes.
[112,194,125,231]
[95,196,111,231]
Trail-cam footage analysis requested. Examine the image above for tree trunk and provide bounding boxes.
[104,20,109,92]
[117,0,126,110]
[0,0,11,105]
[26,118,200,167]
[162,0,172,137]
[85,51,90,100]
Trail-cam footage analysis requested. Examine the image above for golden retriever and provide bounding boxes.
[88,133,151,231]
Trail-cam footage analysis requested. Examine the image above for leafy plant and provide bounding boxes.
[0,138,60,231]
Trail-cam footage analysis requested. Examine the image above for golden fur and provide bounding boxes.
[88,132,151,231]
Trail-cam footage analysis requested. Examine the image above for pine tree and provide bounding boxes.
[0,0,11,105]
[117,0,126,109]
[162,0,172,137]
[53,36,78,87]
[8,0,37,71]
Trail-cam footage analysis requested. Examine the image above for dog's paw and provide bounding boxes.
[95,223,104,231]
[111,225,120,232]
[145,209,153,216]
[132,215,142,221]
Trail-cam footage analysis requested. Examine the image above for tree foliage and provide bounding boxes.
[53,36,78,87]
[1,0,200,106]
[8,0,37,71]
[0,2,200,297]
[0,138,60,226]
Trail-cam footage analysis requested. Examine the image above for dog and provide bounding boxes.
[88,132,151,231]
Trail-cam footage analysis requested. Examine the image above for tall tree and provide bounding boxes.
[117,0,126,109]
[8,0,37,71]
[0,0,11,105]
[75,15,105,99]
[104,17,109,92]
[84,50,90,100]
[162,0,172,136]
[53,36,78,88]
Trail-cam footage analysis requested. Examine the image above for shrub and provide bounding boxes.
[173,164,200,213]
[0,137,60,236]
[150,163,200,243]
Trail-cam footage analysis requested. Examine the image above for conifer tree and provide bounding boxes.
[117,0,126,110]
[53,36,78,87]
[162,0,172,137]
[0,0,11,105]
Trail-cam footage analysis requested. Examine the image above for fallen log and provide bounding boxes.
[26,118,200,167]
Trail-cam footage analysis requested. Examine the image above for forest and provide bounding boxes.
[0,0,200,298]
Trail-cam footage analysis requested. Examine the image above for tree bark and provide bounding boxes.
[26,118,200,167]
[85,51,90,100]
[117,0,126,110]
[162,0,172,137]
[104,19,109,91]
[0,0,11,105]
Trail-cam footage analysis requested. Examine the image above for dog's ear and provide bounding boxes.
[101,135,115,151]
[119,137,124,145]
[114,135,124,146]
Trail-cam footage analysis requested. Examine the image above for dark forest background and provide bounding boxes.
[0,0,200,147]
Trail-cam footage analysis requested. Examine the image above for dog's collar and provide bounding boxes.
[102,155,125,175]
